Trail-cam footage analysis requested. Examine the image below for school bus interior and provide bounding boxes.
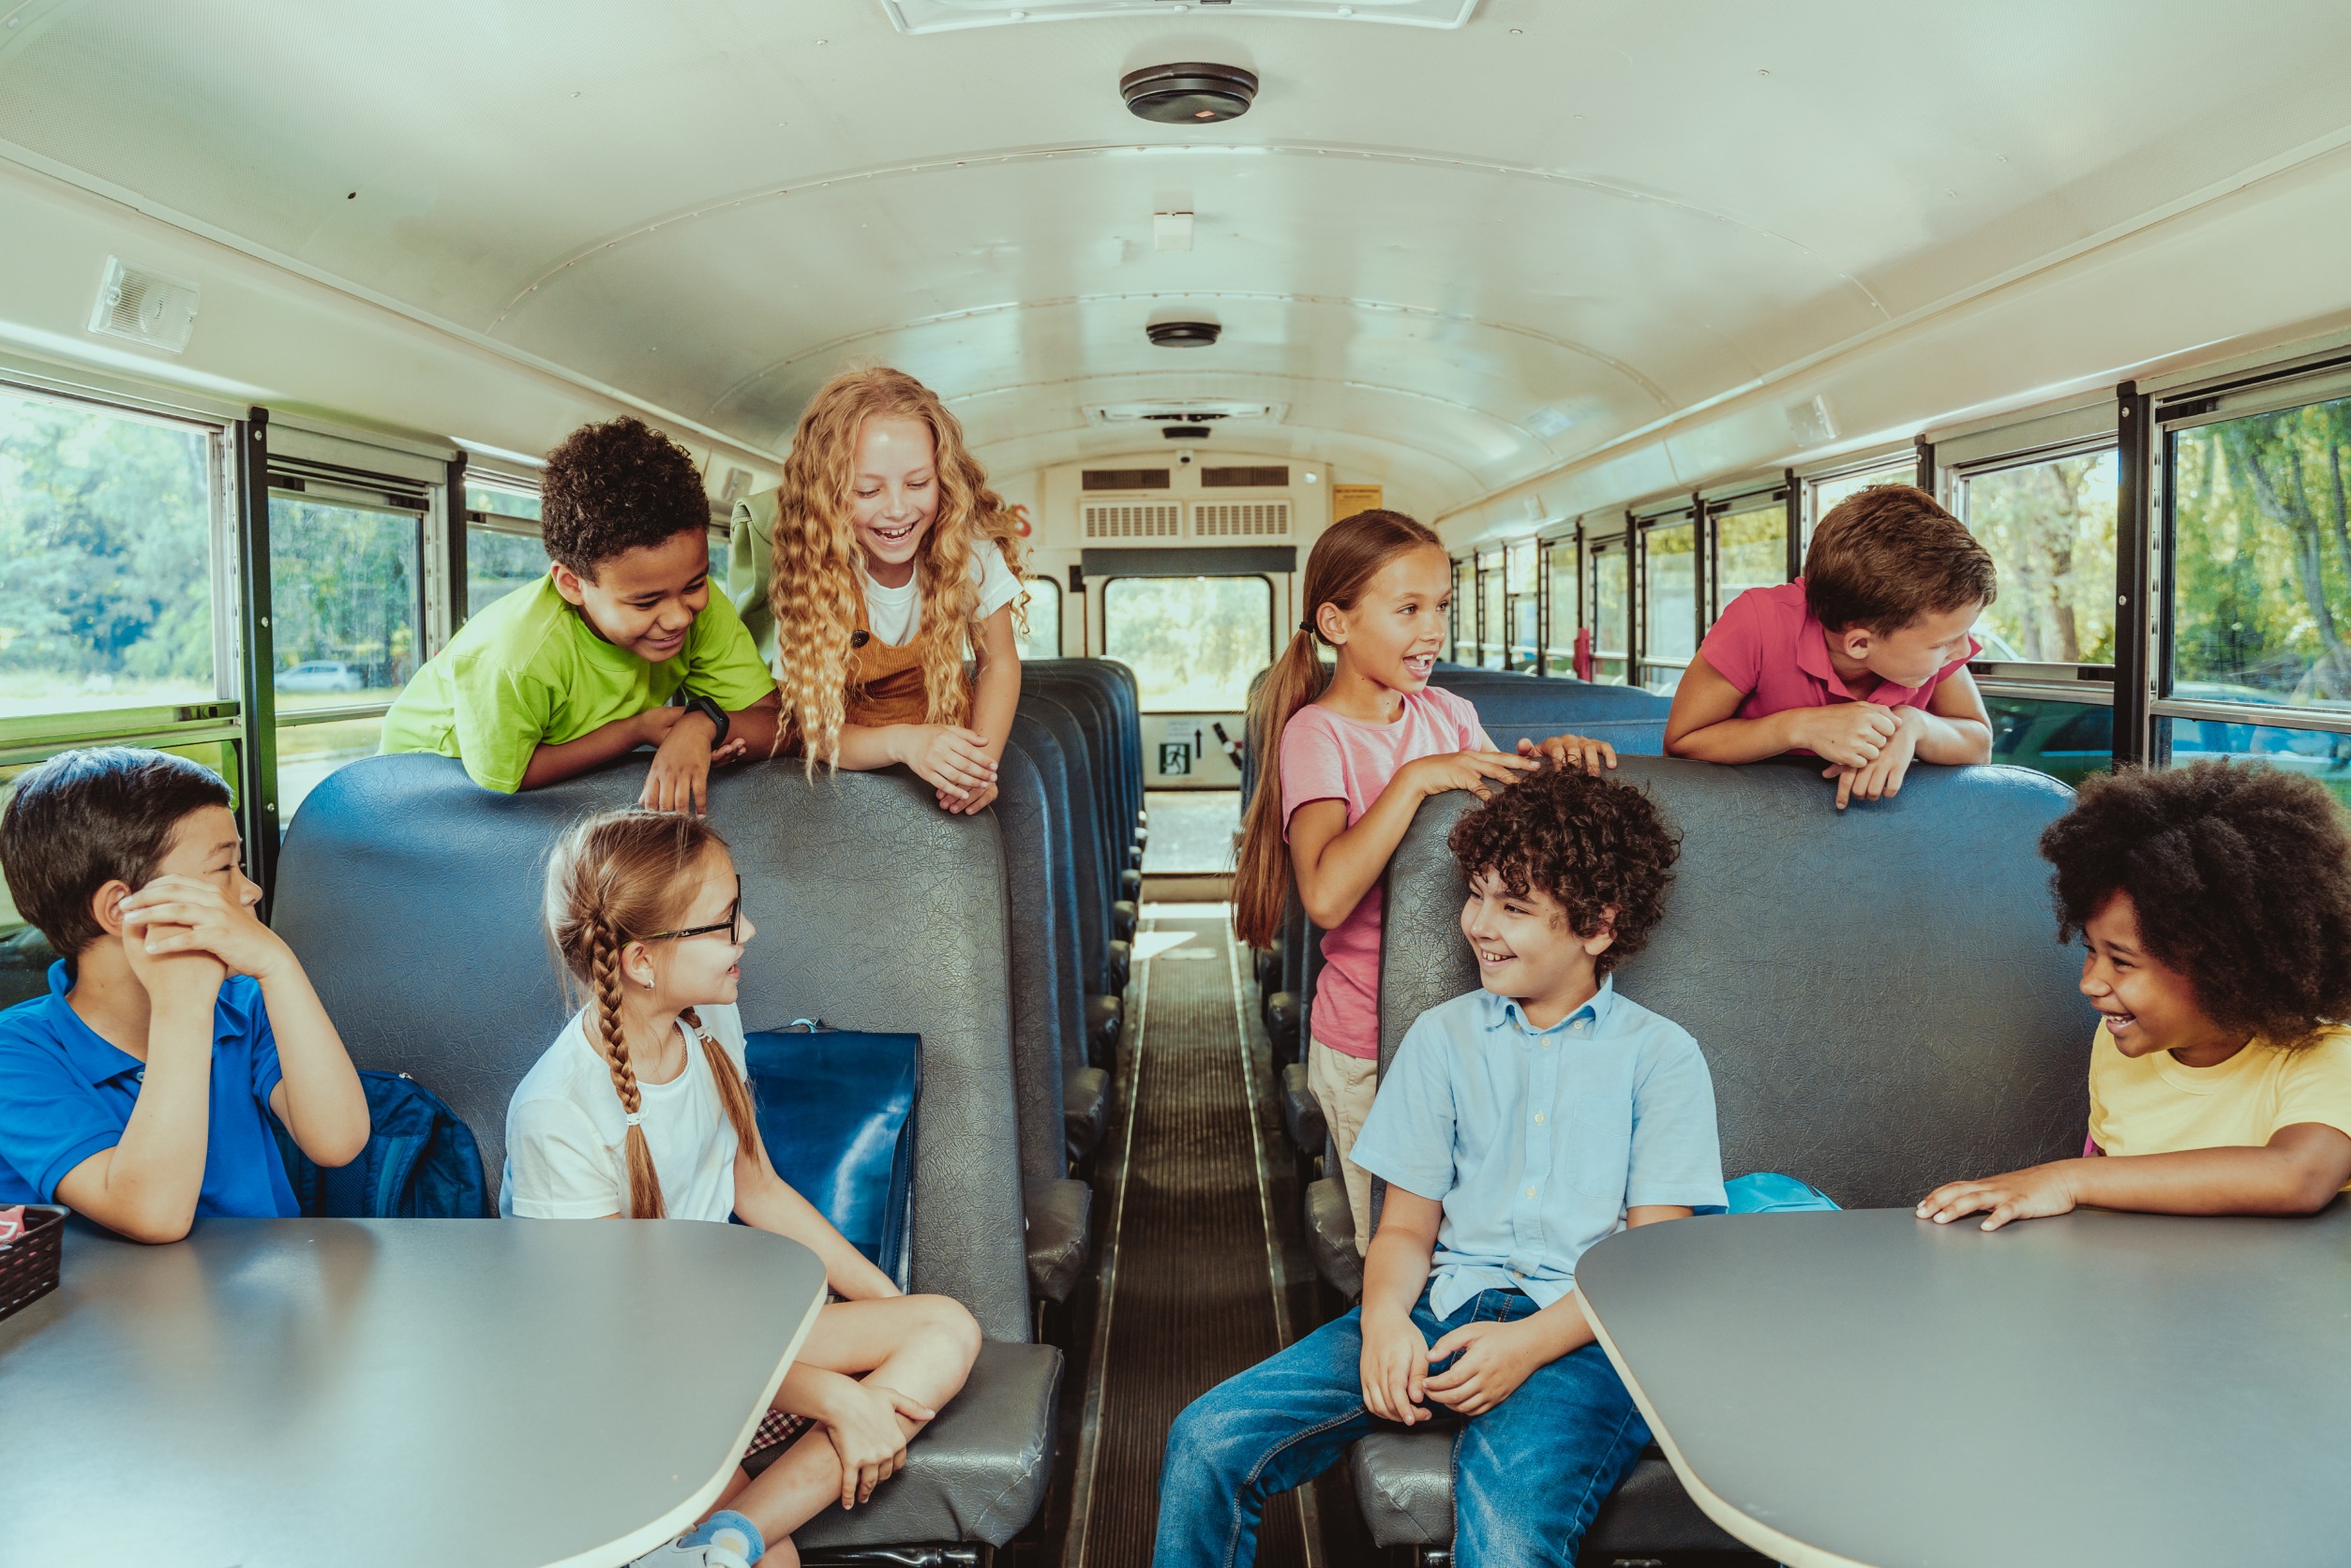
[4,2,2351,1565]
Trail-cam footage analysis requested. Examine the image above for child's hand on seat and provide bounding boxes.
[1518,733,1618,776]
[1789,702,1901,769]
[1916,1162,2078,1232]
[1359,1305,1434,1425]
[120,874,287,983]
[1821,709,1926,810]
[897,724,997,801]
[641,707,718,814]
[938,781,999,816]
[822,1381,934,1508]
[1398,747,1537,803]
[1423,1318,1546,1416]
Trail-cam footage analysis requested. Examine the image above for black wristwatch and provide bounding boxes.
[681,692,730,748]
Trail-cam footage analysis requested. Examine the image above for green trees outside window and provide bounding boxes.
[2172,396,2351,709]
[0,389,218,717]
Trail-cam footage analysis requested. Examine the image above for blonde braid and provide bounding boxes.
[681,1006,761,1159]
[591,911,666,1219]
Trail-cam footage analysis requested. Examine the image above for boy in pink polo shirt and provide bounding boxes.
[1667,485,1997,809]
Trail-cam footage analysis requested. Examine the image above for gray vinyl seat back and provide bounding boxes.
[273,754,1033,1341]
[1007,715,1091,1086]
[1433,674,1673,756]
[1029,659,1142,831]
[987,740,1070,1192]
[1018,693,1114,992]
[1026,671,1125,880]
[1377,756,2097,1208]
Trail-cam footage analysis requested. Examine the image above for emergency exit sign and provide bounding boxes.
[1159,741,1191,775]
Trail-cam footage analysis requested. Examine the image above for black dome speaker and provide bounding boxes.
[1146,321,1221,348]
[1119,63,1259,124]
[1161,425,1211,440]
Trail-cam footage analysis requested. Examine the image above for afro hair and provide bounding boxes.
[2040,760,2351,1047]
[540,416,711,577]
[1446,765,1680,975]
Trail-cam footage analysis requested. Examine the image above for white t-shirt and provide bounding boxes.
[860,538,1023,649]
[501,1003,752,1221]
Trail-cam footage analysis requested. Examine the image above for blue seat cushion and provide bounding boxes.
[743,1027,919,1282]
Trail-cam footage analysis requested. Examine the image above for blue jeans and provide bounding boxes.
[1153,1287,1650,1568]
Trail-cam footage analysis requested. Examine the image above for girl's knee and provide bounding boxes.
[910,1292,982,1372]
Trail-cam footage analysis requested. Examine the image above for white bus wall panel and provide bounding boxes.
[0,157,776,491]
[1441,136,2351,551]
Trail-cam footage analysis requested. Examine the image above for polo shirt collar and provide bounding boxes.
[42,958,231,1087]
[1484,976,1617,1038]
[1791,585,1982,705]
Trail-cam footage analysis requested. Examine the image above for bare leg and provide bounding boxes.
[724,1295,981,1553]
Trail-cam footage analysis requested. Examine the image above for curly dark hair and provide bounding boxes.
[2040,761,2351,1047]
[540,416,711,577]
[1445,766,1680,975]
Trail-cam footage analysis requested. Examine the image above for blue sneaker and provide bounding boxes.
[629,1510,764,1568]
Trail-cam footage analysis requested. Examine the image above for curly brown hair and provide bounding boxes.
[1804,483,1996,634]
[2040,760,2351,1047]
[541,417,711,578]
[1445,766,1681,975]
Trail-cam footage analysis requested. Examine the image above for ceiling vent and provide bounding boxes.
[1091,399,1280,426]
[1120,63,1259,124]
[1146,321,1221,349]
[1161,425,1212,439]
[1084,501,1183,540]
[88,258,198,353]
[883,2,1476,33]
[1193,500,1292,539]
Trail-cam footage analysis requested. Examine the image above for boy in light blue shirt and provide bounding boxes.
[1154,766,1724,1568]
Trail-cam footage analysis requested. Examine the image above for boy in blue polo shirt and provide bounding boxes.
[1154,766,1724,1568]
[0,748,368,1242]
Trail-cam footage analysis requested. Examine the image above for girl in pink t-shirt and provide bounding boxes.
[1233,509,1616,1252]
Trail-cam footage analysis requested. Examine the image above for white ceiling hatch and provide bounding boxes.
[880,0,1479,34]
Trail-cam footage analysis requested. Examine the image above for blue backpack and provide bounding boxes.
[743,1023,920,1288]
[1721,1171,1840,1214]
[273,1069,491,1218]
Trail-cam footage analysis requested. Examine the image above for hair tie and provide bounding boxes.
[623,1112,643,1127]
[1298,620,1315,635]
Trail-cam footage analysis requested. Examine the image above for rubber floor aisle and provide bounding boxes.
[1066,913,1313,1568]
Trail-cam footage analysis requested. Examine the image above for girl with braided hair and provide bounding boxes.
[725,366,1027,815]
[504,809,980,1568]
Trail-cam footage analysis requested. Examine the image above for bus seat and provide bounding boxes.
[1029,659,1145,844]
[272,754,1063,1549]
[1017,693,1124,1003]
[1005,716,1109,1162]
[1278,1061,1325,1158]
[1353,755,2097,1555]
[992,739,1095,1301]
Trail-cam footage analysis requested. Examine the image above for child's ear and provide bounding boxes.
[1314,602,1350,647]
[623,939,658,991]
[90,878,133,939]
[1835,625,1875,660]
[1581,904,1620,959]
[550,560,589,607]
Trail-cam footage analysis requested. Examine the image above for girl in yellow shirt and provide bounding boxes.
[1921,760,2351,1230]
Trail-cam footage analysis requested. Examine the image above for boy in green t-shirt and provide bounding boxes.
[382,418,779,811]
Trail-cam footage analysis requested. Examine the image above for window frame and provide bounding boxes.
[1584,525,1633,684]
[1019,574,1064,660]
[1634,502,1699,692]
[1099,571,1278,712]
[2149,358,2351,751]
[1700,481,1791,624]
[1942,434,2121,687]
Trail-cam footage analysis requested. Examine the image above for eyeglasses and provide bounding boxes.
[642,875,743,945]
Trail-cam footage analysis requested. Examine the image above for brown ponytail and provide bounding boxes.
[547,809,757,1219]
[1233,509,1447,948]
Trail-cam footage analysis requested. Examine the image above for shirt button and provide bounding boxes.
[1525,1187,1537,1198]
[1534,1113,1545,1124]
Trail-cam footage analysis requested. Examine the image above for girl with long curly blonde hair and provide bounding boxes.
[726,367,1027,814]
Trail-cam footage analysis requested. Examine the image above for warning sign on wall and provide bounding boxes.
[1329,484,1384,525]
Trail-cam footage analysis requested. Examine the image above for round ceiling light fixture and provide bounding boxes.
[1146,320,1221,349]
[1119,62,1259,124]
